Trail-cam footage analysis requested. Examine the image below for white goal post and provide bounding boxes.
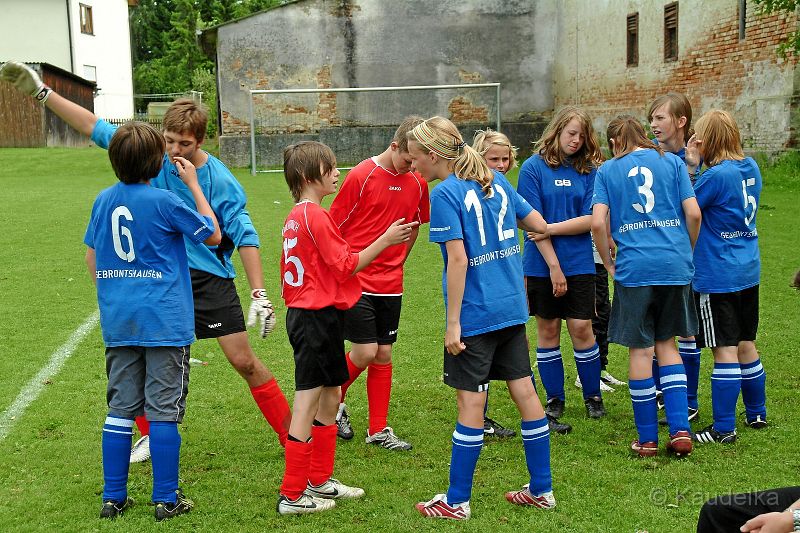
[247,83,501,175]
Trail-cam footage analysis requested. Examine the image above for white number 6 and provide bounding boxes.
[111,206,135,262]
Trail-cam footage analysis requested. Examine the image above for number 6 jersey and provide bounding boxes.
[281,200,361,310]
[429,171,533,337]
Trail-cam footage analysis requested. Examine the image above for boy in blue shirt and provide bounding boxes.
[592,116,701,458]
[686,110,767,444]
[85,122,220,519]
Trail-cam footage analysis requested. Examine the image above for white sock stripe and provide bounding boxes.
[521,425,549,437]
[451,440,484,448]
[631,396,657,403]
[740,363,764,376]
[536,353,562,363]
[453,430,484,443]
[522,433,550,442]
[678,341,697,350]
[661,384,687,391]
[713,367,742,376]
[104,416,134,428]
[536,349,561,357]
[103,428,133,435]
[574,347,600,358]
[659,374,687,384]
[711,376,743,381]
[741,371,766,380]
[630,385,658,397]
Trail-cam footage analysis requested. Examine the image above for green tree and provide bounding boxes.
[753,0,800,56]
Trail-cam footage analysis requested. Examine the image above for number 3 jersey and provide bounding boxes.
[592,149,695,287]
[429,171,533,337]
[692,158,761,293]
[84,183,215,347]
[281,201,361,310]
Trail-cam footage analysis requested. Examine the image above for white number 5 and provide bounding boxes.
[283,237,304,287]
[742,177,757,227]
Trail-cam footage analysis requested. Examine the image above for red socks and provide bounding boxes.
[340,352,366,402]
[280,439,312,500]
[367,363,392,435]
[308,424,337,486]
[250,378,291,446]
[135,416,149,436]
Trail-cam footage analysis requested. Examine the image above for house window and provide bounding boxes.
[80,4,94,35]
[83,65,97,82]
[627,13,639,67]
[739,0,746,41]
[664,2,678,61]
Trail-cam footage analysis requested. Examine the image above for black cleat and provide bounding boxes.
[659,406,699,426]
[544,397,565,419]
[745,414,768,429]
[546,414,572,435]
[336,403,354,440]
[99,497,134,519]
[655,391,665,410]
[694,424,737,444]
[154,489,194,521]
[484,417,516,438]
[584,396,607,419]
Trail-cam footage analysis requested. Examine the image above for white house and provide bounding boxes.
[0,0,135,118]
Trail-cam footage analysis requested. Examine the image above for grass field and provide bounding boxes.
[0,147,798,532]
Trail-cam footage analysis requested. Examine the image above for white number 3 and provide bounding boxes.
[628,166,655,214]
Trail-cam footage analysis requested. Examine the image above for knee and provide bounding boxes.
[228,350,258,376]
[538,323,560,345]
[374,345,393,365]
[457,394,486,414]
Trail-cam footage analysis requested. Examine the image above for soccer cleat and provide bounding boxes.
[154,489,194,521]
[365,427,412,451]
[336,403,354,440]
[484,417,516,438]
[415,493,471,520]
[547,414,572,435]
[544,397,565,419]
[602,370,627,386]
[129,435,151,463]
[99,497,134,519]
[305,478,365,499]
[655,391,665,411]
[575,375,615,392]
[505,484,556,509]
[746,414,768,429]
[631,440,658,457]
[584,396,607,419]
[666,430,693,457]
[659,406,699,426]
[277,493,336,515]
[694,425,737,444]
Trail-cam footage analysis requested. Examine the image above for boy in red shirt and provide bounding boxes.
[329,117,430,449]
[278,141,417,515]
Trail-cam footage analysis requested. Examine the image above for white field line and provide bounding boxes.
[0,311,99,440]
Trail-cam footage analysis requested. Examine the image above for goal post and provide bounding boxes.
[248,83,501,175]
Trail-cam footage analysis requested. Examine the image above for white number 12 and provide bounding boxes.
[464,184,516,247]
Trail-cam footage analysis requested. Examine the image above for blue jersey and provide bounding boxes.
[692,158,761,293]
[84,183,214,347]
[517,154,595,276]
[429,171,533,337]
[92,119,259,279]
[592,149,695,287]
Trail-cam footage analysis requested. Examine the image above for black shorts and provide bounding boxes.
[190,269,246,339]
[608,282,698,348]
[695,285,759,348]
[287,306,350,391]
[344,294,402,345]
[526,274,595,320]
[443,324,532,392]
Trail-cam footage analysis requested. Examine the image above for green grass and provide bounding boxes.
[0,148,798,532]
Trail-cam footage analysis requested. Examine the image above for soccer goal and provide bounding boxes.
[248,83,501,174]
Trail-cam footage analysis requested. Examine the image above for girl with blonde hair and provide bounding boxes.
[406,117,556,519]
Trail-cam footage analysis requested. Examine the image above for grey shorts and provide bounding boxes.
[443,324,532,392]
[105,345,191,422]
[608,282,698,348]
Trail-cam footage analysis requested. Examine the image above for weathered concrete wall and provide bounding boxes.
[214,0,557,166]
[553,0,799,151]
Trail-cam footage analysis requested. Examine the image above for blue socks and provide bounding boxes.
[630,378,658,444]
[536,346,565,401]
[659,364,689,434]
[102,415,134,502]
[740,358,767,421]
[150,421,181,504]
[711,363,742,433]
[521,418,551,495]
[574,343,602,399]
[446,422,483,505]
[679,340,701,410]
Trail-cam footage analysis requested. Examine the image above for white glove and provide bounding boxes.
[247,289,276,338]
[0,61,52,103]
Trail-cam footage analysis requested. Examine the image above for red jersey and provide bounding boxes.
[281,201,362,310]
[329,157,430,295]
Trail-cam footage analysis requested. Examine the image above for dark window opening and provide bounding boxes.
[664,2,679,61]
[627,13,639,67]
[80,4,94,35]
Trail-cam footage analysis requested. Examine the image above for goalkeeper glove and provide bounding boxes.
[247,289,276,338]
[0,61,52,103]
